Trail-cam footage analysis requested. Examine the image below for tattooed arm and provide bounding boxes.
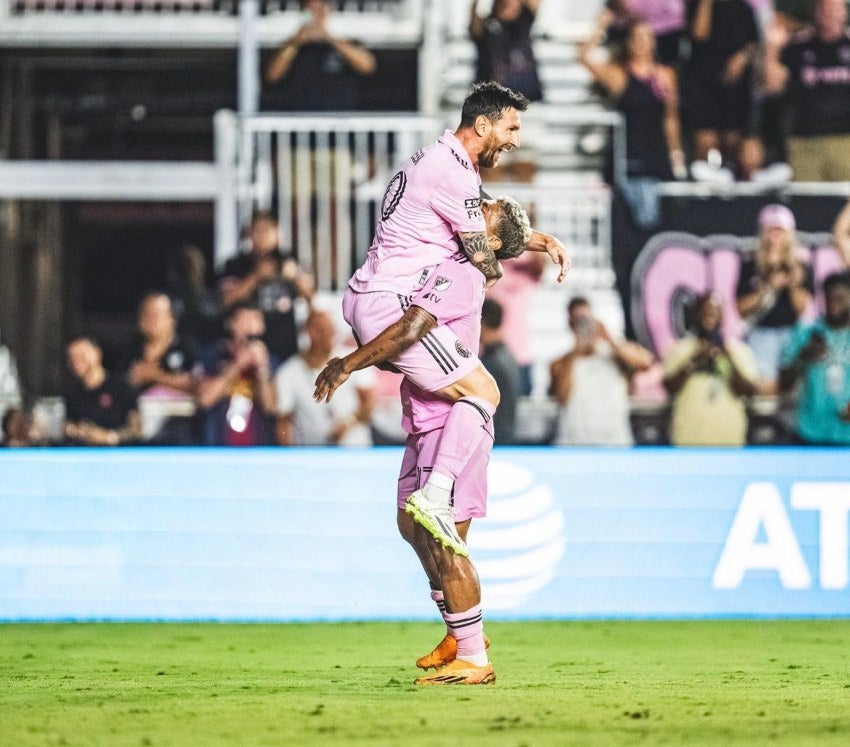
[313,306,437,403]
[458,231,502,281]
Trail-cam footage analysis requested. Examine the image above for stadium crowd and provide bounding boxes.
[1,0,850,448]
[2,200,849,449]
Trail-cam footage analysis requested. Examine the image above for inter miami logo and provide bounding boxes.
[381,171,406,221]
[455,340,471,358]
[433,276,452,292]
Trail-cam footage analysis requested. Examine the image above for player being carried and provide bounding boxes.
[316,195,532,685]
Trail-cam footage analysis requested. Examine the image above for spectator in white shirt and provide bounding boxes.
[275,309,374,446]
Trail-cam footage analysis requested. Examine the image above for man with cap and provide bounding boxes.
[736,203,814,384]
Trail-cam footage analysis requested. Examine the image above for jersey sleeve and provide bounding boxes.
[430,172,486,235]
[410,261,480,327]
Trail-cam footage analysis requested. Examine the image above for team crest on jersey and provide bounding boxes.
[455,340,471,358]
[433,276,452,292]
[381,171,407,221]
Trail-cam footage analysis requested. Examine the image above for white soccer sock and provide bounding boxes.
[461,650,489,667]
[421,472,453,505]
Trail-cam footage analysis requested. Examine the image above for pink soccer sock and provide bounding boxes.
[431,397,497,482]
[430,589,449,629]
[444,605,486,659]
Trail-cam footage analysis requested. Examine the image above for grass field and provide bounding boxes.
[2,620,850,745]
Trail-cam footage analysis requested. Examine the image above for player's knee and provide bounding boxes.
[397,509,417,546]
[465,367,500,408]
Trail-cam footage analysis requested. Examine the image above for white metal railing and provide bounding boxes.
[488,176,615,290]
[215,111,444,288]
[0,0,422,47]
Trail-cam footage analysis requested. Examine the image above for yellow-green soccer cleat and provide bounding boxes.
[404,489,469,557]
[416,633,491,670]
[414,658,496,686]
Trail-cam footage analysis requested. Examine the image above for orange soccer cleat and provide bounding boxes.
[416,633,490,670]
[414,658,496,686]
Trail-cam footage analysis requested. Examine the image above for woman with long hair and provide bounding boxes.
[736,204,813,382]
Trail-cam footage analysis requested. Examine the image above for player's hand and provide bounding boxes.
[314,357,351,404]
[546,238,571,283]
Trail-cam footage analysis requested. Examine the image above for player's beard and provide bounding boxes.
[479,145,503,169]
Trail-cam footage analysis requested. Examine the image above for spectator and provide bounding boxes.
[763,0,850,181]
[549,297,653,446]
[63,337,141,446]
[1,407,45,447]
[832,198,850,267]
[779,272,850,445]
[166,244,222,358]
[736,204,813,383]
[605,0,687,66]
[485,249,544,395]
[469,0,544,102]
[685,0,760,164]
[123,293,196,396]
[121,292,197,445]
[275,309,374,446]
[580,14,685,228]
[664,292,761,446]
[734,136,792,185]
[0,338,22,422]
[479,298,522,444]
[217,211,314,368]
[196,303,277,446]
[264,0,377,111]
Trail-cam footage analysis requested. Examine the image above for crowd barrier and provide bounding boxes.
[2,447,849,621]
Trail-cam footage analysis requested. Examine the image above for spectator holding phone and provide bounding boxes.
[736,204,813,384]
[196,303,277,446]
[664,292,762,446]
[779,272,850,445]
[549,297,653,446]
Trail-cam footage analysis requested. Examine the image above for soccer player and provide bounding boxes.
[323,82,569,557]
[315,196,531,685]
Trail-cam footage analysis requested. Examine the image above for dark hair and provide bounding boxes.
[2,407,21,439]
[460,82,529,128]
[611,20,655,65]
[823,271,850,293]
[567,297,589,313]
[481,298,504,329]
[226,301,262,321]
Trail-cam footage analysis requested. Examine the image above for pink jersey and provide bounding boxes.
[399,256,486,435]
[348,130,485,295]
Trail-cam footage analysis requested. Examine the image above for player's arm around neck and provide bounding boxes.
[313,306,437,403]
[459,231,502,280]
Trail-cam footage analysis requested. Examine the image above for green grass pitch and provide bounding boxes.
[2,620,850,745]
